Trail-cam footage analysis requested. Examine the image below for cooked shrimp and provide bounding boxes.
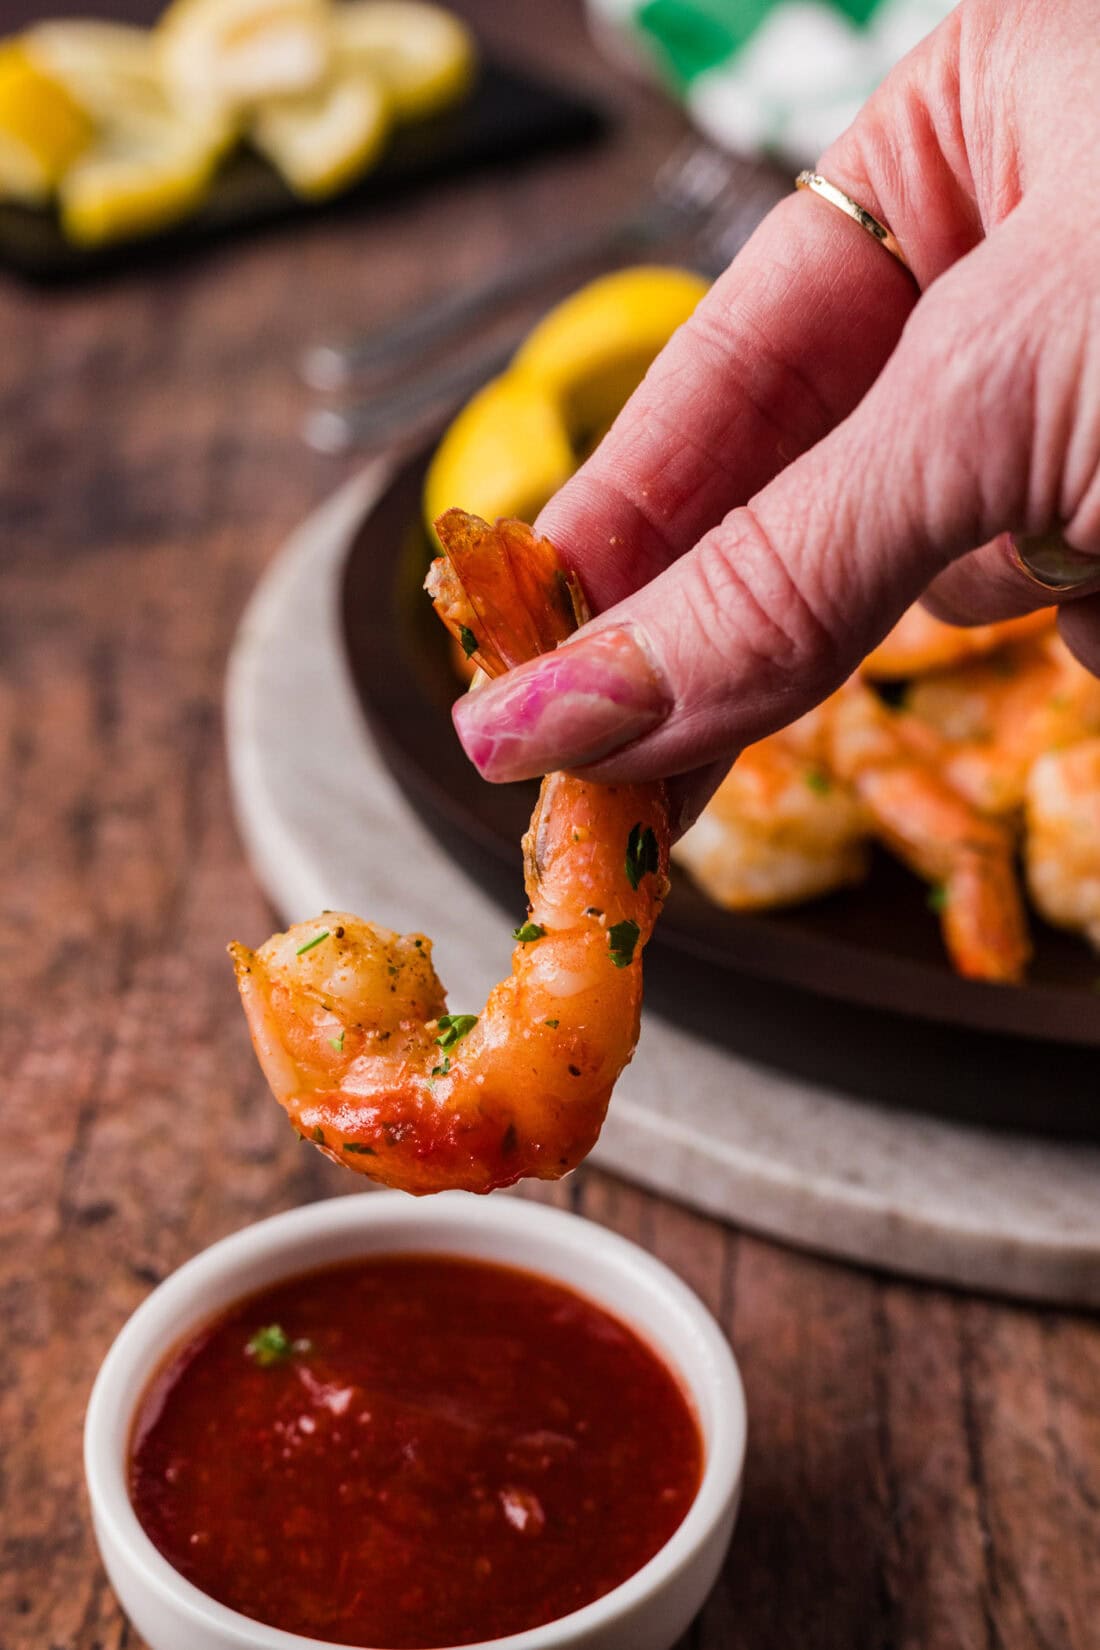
[825,678,1031,981]
[861,603,1054,679]
[903,632,1100,815]
[1025,738,1100,950]
[673,729,869,910]
[230,512,670,1195]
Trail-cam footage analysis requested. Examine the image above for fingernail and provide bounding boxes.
[452,625,672,781]
[1009,532,1100,594]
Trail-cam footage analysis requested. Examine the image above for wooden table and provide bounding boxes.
[3,2,1099,1646]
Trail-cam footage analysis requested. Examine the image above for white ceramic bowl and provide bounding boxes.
[85,1191,745,1650]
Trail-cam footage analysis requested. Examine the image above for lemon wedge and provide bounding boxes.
[59,109,222,245]
[250,71,389,197]
[513,265,709,442]
[158,0,332,120]
[425,266,710,540]
[424,373,575,539]
[0,39,94,203]
[23,20,161,121]
[334,0,475,120]
[28,17,234,244]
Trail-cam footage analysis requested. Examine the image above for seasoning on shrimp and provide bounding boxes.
[230,512,670,1195]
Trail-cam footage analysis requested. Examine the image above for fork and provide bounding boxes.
[302,335,519,453]
[300,139,738,393]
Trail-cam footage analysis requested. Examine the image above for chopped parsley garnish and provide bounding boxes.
[608,919,640,968]
[512,921,546,943]
[329,1029,345,1052]
[459,625,478,658]
[927,884,949,914]
[246,1324,292,1366]
[343,1141,376,1155]
[804,769,832,796]
[435,1013,478,1050]
[312,1125,325,1144]
[544,1018,559,1029]
[431,1056,451,1077]
[295,929,330,956]
[625,823,660,890]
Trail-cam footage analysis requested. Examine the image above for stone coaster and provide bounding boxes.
[226,467,1100,1307]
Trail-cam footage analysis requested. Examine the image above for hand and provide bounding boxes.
[451,0,1100,831]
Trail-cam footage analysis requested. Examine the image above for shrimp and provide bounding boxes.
[230,512,670,1195]
[903,632,1100,815]
[825,678,1031,981]
[861,603,1054,679]
[674,681,1030,979]
[1025,738,1100,950]
[672,725,869,910]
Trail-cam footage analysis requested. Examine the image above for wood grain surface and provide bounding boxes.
[2,3,1098,1647]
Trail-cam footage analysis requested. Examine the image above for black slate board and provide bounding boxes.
[0,56,607,283]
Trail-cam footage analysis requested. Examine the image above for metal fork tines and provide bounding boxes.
[302,336,519,454]
[300,140,738,393]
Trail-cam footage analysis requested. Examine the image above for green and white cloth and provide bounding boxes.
[588,0,953,162]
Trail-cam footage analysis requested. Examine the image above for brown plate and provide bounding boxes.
[343,445,1100,1131]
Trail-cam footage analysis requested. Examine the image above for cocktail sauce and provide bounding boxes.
[129,1254,702,1648]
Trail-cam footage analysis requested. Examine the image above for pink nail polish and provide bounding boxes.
[452,626,671,781]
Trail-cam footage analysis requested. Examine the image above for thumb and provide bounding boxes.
[452,207,1072,787]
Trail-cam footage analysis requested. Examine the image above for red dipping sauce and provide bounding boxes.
[129,1255,703,1648]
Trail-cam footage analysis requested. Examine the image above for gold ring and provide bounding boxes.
[1008,532,1100,594]
[795,170,912,273]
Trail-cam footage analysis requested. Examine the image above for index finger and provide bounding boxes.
[532,0,1013,623]
[535,184,918,614]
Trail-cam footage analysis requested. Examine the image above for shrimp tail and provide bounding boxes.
[427,509,589,677]
[942,854,1032,983]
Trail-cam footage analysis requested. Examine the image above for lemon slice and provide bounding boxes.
[251,72,389,197]
[0,39,94,203]
[158,0,332,120]
[334,1,475,120]
[59,110,221,245]
[23,20,161,121]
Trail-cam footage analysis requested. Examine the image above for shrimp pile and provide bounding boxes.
[676,605,1100,981]
[825,677,1031,981]
[231,512,669,1194]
